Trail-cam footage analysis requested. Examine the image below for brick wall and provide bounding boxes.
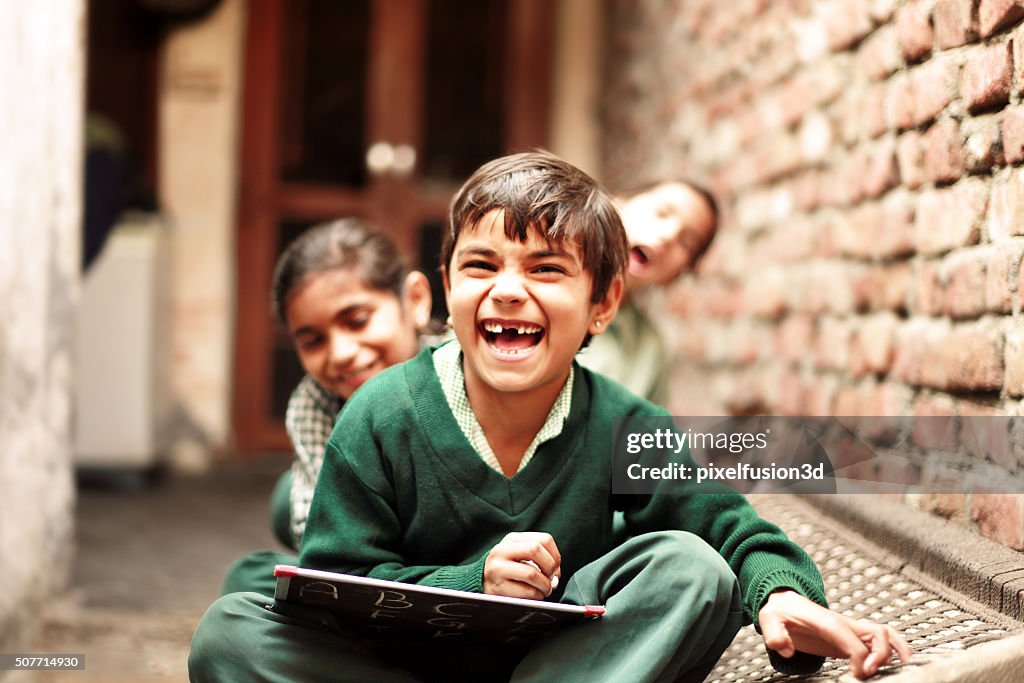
[602,0,1024,549]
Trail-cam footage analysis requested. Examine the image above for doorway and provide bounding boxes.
[233,0,554,450]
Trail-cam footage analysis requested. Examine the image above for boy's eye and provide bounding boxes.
[534,264,566,275]
[462,260,496,272]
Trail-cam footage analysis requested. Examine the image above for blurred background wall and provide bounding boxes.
[601,0,1024,549]
[0,0,83,651]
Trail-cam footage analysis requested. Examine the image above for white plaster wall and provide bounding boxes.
[158,0,244,461]
[0,0,83,651]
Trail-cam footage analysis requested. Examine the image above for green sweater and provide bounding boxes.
[300,346,827,628]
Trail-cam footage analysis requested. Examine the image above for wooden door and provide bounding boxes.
[233,0,553,451]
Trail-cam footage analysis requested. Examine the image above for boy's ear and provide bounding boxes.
[588,274,624,336]
[402,271,433,330]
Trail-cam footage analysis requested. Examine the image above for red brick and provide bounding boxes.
[963,114,1006,171]
[859,25,904,81]
[961,42,1013,112]
[744,269,787,319]
[835,205,878,259]
[791,171,824,212]
[774,219,817,263]
[971,494,1024,549]
[912,395,959,450]
[863,84,889,139]
[934,0,979,49]
[1015,22,1024,95]
[914,180,987,255]
[1004,323,1024,395]
[960,403,1015,470]
[834,385,866,415]
[863,136,900,199]
[941,249,988,318]
[880,262,913,313]
[878,197,917,258]
[897,0,937,61]
[885,72,915,130]
[913,260,947,314]
[815,317,851,371]
[709,283,746,319]
[924,118,965,183]
[984,243,1022,312]
[805,262,855,315]
[893,319,943,385]
[979,0,1024,37]
[897,131,926,189]
[777,370,805,416]
[910,57,959,126]
[944,321,1005,391]
[827,0,875,51]
[870,0,900,22]
[843,148,870,205]
[841,198,915,261]
[987,168,1024,240]
[871,381,914,416]
[855,313,900,375]
[803,376,840,416]
[1002,104,1024,163]
[808,58,849,108]
[779,77,810,129]
[857,265,905,312]
[776,315,814,363]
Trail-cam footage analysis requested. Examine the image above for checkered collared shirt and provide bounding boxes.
[432,339,574,475]
[286,374,345,543]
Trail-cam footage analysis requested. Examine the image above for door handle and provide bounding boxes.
[366,142,416,178]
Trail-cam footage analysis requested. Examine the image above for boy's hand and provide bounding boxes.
[758,590,911,680]
[483,532,561,600]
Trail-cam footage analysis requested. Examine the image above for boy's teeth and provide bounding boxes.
[482,321,541,335]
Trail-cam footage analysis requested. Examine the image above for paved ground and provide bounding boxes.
[19,460,1024,682]
[29,457,289,683]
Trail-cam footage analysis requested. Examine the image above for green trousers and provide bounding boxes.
[219,471,297,597]
[190,531,745,682]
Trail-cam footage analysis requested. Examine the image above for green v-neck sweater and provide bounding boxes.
[299,346,826,624]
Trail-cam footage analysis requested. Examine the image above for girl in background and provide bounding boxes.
[221,218,433,596]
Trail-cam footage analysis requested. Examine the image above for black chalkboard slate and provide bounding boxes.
[273,565,604,646]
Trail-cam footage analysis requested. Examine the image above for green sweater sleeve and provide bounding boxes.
[299,432,489,593]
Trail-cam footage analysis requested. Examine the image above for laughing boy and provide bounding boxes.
[190,151,908,682]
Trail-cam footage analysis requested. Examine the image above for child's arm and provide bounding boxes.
[483,531,561,600]
[758,590,911,680]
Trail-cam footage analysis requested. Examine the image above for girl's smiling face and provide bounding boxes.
[444,210,621,403]
[285,268,426,399]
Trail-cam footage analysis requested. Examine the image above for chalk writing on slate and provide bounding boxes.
[273,565,604,646]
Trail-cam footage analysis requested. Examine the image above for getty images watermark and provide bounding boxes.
[612,416,1024,495]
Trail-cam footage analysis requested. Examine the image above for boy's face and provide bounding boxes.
[620,182,715,289]
[444,209,620,399]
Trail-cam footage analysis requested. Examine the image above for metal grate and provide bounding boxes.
[707,496,1021,682]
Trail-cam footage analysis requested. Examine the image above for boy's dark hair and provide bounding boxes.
[271,218,408,327]
[443,150,628,304]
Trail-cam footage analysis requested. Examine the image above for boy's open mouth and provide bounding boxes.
[480,319,545,355]
[630,246,653,272]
